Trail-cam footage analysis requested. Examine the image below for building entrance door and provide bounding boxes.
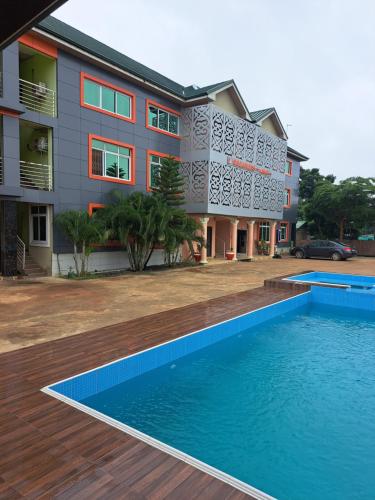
[206,226,212,257]
[237,229,247,254]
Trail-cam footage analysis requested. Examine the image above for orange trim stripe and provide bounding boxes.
[88,134,136,186]
[145,99,181,139]
[146,150,181,192]
[19,33,57,58]
[0,109,21,118]
[80,72,136,124]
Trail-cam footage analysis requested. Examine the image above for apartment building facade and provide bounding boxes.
[0,17,308,276]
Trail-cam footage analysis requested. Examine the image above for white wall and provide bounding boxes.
[52,249,166,276]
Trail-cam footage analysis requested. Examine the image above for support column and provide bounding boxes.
[230,218,239,261]
[0,200,18,276]
[246,220,255,259]
[269,221,277,257]
[200,216,209,264]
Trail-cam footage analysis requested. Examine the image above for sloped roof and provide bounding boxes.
[37,17,236,102]
[37,16,186,97]
[183,80,234,99]
[287,146,309,162]
[249,108,275,122]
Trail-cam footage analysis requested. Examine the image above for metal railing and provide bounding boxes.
[17,235,26,272]
[19,79,56,117]
[20,160,53,191]
[0,157,3,184]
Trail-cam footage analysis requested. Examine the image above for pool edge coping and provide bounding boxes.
[41,291,311,500]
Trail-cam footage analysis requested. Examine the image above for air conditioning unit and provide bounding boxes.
[35,136,48,152]
[32,82,47,98]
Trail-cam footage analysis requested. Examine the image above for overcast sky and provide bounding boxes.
[54,0,375,180]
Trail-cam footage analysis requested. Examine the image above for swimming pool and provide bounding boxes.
[284,271,375,289]
[43,287,375,500]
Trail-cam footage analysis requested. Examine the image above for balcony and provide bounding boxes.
[180,103,287,219]
[20,120,53,191]
[20,160,52,191]
[19,79,56,117]
[19,42,57,117]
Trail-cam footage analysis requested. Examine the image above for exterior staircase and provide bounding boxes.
[24,253,47,278]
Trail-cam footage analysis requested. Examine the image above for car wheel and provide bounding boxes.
[295,250,304,259]
[331,252,342,261]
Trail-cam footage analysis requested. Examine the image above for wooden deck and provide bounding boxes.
[0,287,300,499]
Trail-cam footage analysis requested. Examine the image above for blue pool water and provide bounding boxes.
[79,302,375,500]
[285,271,375,289]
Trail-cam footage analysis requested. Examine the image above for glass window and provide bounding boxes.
[158,110,168,131]
[83,77,133,119]
[259,222,270,242]
[148,106,158,128]
[30,205,48,245]
[116,93,131,118]
[279,223,288,241]
[84,79,101,107]
[149,154,163,188]
[147,103,179,136]
[169,114,179,134]
[284,189,290,206]
[91,139,132,182]
[285,160,292,175]
[101,86,115,113]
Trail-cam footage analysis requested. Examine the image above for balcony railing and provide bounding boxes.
[20,160,53,191]
[19,79,56,117]
[0,157,3,184]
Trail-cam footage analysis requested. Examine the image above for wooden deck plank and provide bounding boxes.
[0,286,300,498]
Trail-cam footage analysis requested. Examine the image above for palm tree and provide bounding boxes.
[163,209,203,266]
[55,210,107,276]
[104,191,170,271]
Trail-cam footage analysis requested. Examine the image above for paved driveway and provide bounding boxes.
[1,256,374,352]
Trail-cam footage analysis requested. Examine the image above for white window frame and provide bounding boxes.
[279,222,288,241]
[148,105,179,135]
[259,221,270,242]
[284,189,291,207]
[92,142,132,182]
[149,154,163,188]
[29,205,50,247]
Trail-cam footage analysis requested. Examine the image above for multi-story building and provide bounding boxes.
[0,16,308,277]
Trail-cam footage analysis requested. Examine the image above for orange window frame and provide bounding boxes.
[145,99,181,139]
[80,72,136,123]
[88,202,105,216]
[284,188,291,208]
[279,221,289,242]
[146,150,181,192]
[286,159,293,176]
[88,134,136,185]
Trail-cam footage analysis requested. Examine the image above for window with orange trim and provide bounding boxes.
[285,160,293,176]
[279,222,289,242]
[284,188,291,208]
[146,99,180,137]
[88,135,135,185]
[88,203,104,216]
[146,150,180,191]
[81,73,136,123]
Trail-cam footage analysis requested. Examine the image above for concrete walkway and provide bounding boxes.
[1,256,374,352]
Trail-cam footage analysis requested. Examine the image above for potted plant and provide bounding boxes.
[193,251,202,263]
[225,248,235,260]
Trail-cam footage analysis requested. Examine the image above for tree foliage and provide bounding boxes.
[152,156,185,207]
[299,169,375,239]
[55,210,107,276]
[102,191,170,271]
